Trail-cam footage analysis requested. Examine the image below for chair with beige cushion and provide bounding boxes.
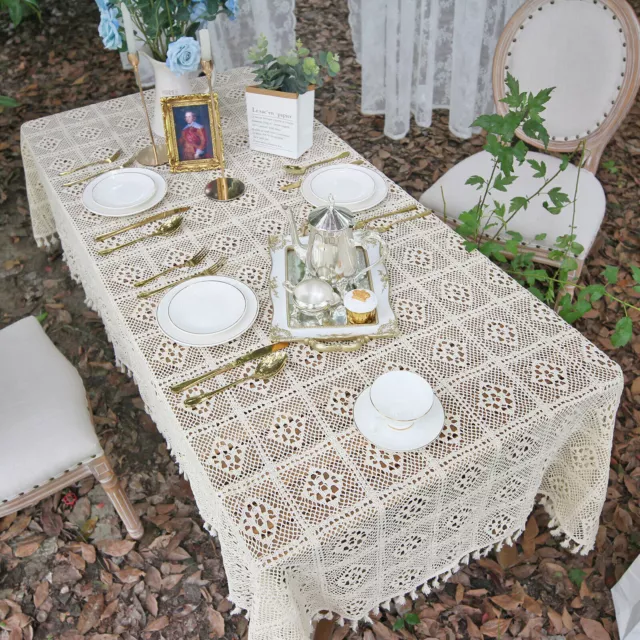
[0,316,143,540]
[420,0,640,279]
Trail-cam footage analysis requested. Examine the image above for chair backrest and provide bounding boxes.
[492,0,640,172]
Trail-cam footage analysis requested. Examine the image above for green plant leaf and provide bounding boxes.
[528,286,545,301]
[542,201,563,215]
[505,72,520,100]
[534,233,547,241]
[479,242,507,262]
[560,257,578,272]
[547,187,570,208]
[35,310,48,323]
[505,239,519,254]
[472,114,504,134]
[465,175,485,190]
[602,159,619,174]
[506,230,523,242]
[493,173,516,192]
[559,298,592,324]
[634,285,640,294]
[570,242,584,256]
[392,619,405,631]
[568,568,587,588]
[559,154,570,171]
[484,134,503,158]
[492,201,506,220]
[526,158,547,178]
[522,269,548,286]
[509,196,528,214]
[582,284,606,301]
[522,119,550,148]
[630,265,640,283]
[405,613,420,626]
[602,265,619,285]
[512,140,528,164]
[0,95,20,108]
[611,316,633,347]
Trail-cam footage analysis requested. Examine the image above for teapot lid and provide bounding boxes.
[308,194,354,232]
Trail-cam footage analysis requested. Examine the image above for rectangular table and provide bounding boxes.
[21,67,623,640]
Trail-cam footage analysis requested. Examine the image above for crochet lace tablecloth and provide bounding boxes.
[21,67,623,640]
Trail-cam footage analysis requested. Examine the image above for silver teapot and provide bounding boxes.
[285,195,386,286]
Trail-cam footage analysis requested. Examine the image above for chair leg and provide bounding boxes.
[86,455,144,540]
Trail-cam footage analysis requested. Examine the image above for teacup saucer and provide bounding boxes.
[354,386,445,452]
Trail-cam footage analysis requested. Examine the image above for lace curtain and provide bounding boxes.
[207,0,296,71]
[347,0,526,139]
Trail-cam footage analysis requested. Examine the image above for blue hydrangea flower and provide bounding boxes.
[94,0,110,11]
[190,0,207,23]
[166,36,201,75]
[98,7,122,50]
[225,0,238,19]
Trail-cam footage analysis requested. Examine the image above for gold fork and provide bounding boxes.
[133,248,208,287]
[59,149,122,176]
[62,156,135,187]
[280,159,365,191]
[137,257,227,299]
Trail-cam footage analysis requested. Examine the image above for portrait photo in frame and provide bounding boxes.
[161,93,224,173]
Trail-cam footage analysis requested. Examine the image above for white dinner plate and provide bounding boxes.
[91,171,156,210]
[354,386,445,452]
[301,165,388,212]
[82,168,167,217]
[157,276,258,347]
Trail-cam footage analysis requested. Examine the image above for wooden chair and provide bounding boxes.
[419,0,640,281]
[0,316,143,540]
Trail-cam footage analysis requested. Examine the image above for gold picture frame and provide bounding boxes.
[161,93,224,173]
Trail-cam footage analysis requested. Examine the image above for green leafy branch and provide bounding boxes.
[452,73,638,347]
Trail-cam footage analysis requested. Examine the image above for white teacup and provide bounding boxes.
[370,371,434,430]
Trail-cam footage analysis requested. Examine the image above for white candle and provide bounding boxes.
[121,4,137,55]
[198,28,212,62]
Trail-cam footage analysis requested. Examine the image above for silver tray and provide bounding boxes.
[268,232,399,349]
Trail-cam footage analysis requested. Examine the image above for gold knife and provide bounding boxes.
[353,204,419,230]
[377,209,432,232]
[171,342,290,393]
[94,206,190,242]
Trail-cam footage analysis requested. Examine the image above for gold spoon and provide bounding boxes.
[184,352,288,407]
[283,151,350,175]
[97,216,183,256]
[59,149,122,176]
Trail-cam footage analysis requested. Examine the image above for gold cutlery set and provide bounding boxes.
[61,148,430,403]
[173,342,290,406]
[136,259,226,299]
[62,153,135,187]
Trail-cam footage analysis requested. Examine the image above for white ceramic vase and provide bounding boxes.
[140,52,195,138]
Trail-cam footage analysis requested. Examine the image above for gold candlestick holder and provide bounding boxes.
[201,59,245,201]
[128,52,168,167]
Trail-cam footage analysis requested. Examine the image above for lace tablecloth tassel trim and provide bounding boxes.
[539,494,590,555]
[36,232,59,249]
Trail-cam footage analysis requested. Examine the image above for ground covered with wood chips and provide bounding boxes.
[0,1,639,639]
